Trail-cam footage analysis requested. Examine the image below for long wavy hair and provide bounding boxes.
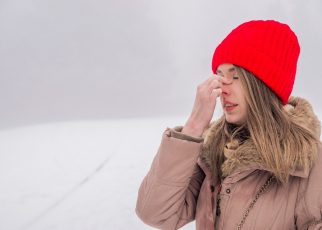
[208,66,319,183]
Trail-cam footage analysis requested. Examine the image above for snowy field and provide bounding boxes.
[0,117,196,230]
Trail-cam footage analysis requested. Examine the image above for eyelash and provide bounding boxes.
[217,74,239,80]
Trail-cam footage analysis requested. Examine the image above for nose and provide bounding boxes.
[221,77,232,95]
[221,75,233,85]
[221,84,230,96]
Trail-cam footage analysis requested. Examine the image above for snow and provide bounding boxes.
[0,117,195,230]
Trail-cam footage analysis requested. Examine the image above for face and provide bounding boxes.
[216,63,248,125]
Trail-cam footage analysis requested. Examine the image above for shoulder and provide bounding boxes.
[295,142,322,227]
[298,142,322,195]
[307,142,322,184]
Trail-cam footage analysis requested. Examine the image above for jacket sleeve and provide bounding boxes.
[295,143,322,229]
[136,126,205,230]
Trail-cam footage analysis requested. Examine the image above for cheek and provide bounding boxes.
[237,95,248,118]
[237,87,247,110]
[241,106,248,118]
[240,103,248,120]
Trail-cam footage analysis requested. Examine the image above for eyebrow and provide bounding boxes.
[228,67,236,72]
[216,67,236,74]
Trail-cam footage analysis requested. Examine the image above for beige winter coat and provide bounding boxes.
[136,97,322,230]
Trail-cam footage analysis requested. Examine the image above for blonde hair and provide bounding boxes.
[208,66,319,183]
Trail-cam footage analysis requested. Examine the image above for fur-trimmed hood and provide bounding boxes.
[199,97,321,180]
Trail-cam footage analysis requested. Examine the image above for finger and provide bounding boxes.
[207,74,221,86]
[208,78,222,89]
[212,73,222,80]
[210,88,222,99]
[220,75,231,84]
[200,74,221,92]
[199,76,218,93]
[202,75,217,85]
[207,79,222,94]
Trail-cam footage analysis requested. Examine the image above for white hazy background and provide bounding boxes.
[0,0,321,229]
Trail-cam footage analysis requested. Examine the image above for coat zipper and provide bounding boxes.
[216,183,222,217]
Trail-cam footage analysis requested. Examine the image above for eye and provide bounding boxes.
[233,75,239,79]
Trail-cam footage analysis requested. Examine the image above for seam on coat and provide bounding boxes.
[302,185,316,221]
[294,176,303,228]
[174,175,201,229]
[300,196,317,230]
[177,189,197,223]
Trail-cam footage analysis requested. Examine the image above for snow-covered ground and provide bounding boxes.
[0,117,196,230]
[0,114,321,230]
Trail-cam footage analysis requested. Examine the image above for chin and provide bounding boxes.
[226,121,242,125]
[225,116,244,125]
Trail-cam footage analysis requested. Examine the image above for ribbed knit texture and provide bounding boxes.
[212,20,300,105]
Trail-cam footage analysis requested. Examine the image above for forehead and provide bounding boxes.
[217,63,235,72]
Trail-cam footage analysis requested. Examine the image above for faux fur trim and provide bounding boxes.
[199,96,321,178]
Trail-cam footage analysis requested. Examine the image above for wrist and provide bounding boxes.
[182,120,204,137]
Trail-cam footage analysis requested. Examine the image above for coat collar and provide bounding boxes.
[198,97,321,179]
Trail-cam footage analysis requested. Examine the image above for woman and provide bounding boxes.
[136,20,322,229]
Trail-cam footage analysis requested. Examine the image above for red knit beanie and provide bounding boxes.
[212,20,300,105]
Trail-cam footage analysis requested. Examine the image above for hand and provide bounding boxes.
[182,74,222,137]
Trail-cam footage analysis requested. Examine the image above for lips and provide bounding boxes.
[222,100,238,112]
[224,103,238,108]
[223,100,238,108]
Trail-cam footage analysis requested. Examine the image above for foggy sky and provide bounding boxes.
[0,0,321,129]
